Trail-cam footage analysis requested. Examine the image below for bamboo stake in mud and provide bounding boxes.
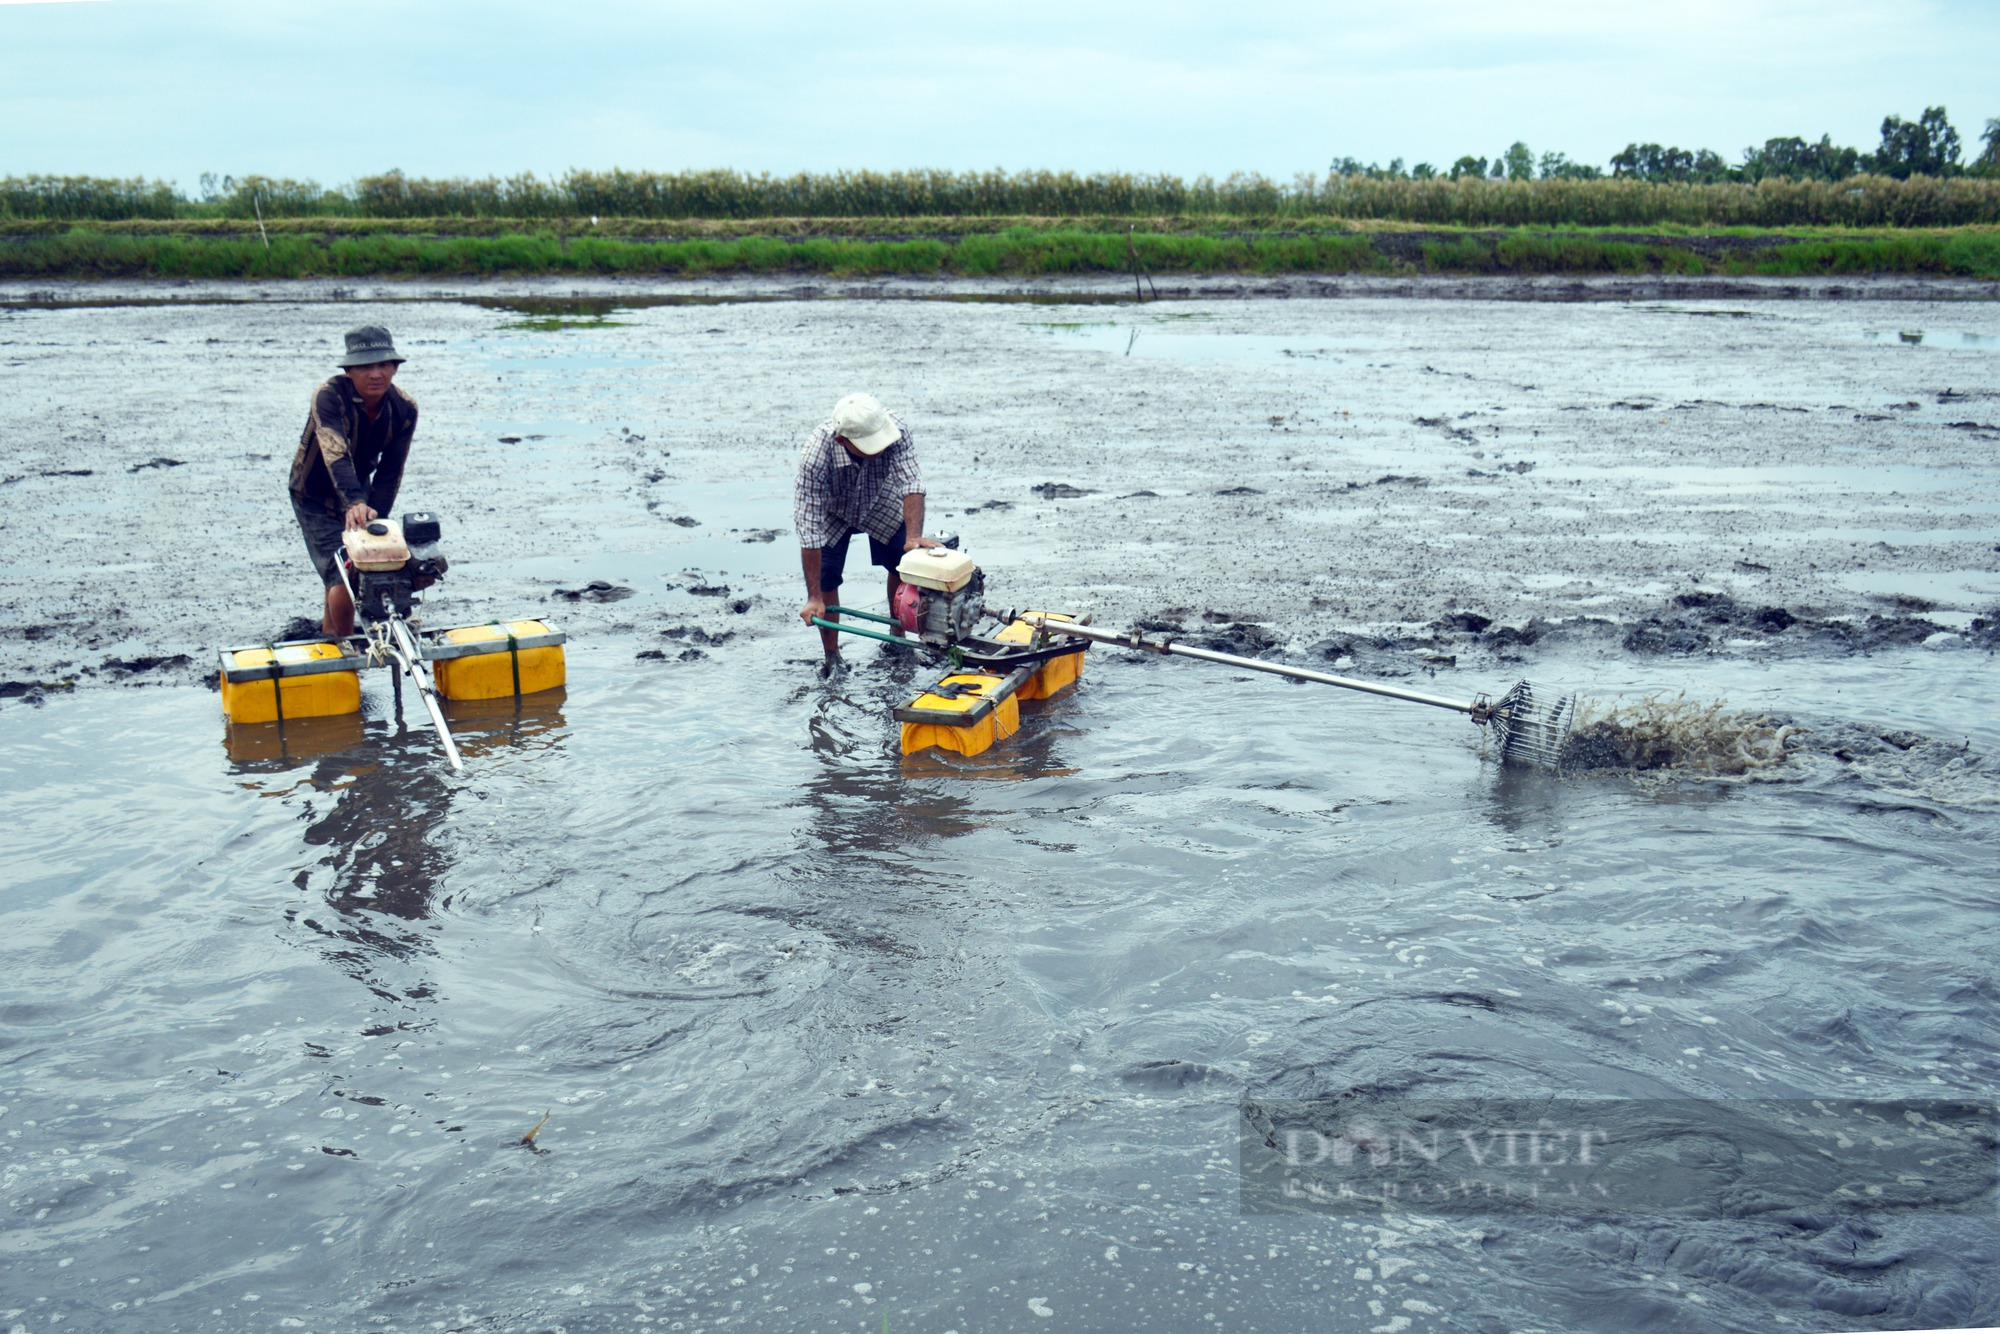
[1126,226,1157,302]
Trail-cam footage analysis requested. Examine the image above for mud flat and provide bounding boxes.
[1,279,1995,699]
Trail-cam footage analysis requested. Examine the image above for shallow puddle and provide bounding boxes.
[1859,329,1999,347]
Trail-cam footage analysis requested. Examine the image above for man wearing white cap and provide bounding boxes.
[793,392,939,667]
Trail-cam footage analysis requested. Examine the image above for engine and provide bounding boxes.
[340,511,449,623]
[893,545,984,647]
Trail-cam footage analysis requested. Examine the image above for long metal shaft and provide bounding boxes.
[388,617,465,770]
[1026,616,1479,716]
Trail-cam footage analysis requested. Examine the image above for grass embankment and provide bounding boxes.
[2,223,1997,281]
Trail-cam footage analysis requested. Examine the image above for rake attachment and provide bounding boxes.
[1486,680,1577,770]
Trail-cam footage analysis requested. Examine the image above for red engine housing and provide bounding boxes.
[892,580,922,633]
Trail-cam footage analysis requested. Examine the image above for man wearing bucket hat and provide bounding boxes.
[287,325,419,637]
[794,392,939,669]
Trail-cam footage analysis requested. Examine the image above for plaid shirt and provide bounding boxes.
[792,412,924,549]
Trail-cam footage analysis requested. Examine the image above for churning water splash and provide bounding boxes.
[1791,719,2000,812]
[1559,692,2000,812]
[1561,693,1806,775]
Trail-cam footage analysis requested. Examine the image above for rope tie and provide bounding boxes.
[265,642,284,722]
[492,622,522,695]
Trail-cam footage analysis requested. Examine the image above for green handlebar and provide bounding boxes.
[826,604,898,626]
[811,616,908,646]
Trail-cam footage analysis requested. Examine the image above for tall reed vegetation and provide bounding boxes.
[7,169,2000,228]
[0,176,182,221]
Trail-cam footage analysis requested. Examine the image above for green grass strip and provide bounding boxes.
[3,225,1997,280]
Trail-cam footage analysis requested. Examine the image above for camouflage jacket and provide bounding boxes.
[287,375,418,515]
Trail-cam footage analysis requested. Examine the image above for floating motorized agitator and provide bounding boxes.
[218,512,568,769]
[813,542,1572,768]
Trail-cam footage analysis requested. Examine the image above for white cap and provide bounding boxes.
[830,392,902,456]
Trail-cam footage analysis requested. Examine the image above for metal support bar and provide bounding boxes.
[387,618,464,770]
[318,538,472,769]
[1025,615,1480,717]
[422,628,565,661]
[333,552,464,770]
[217,642,370,683]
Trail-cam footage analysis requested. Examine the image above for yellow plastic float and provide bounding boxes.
[895,614,1086,757]
[992,612,1086,701]
[427,619,567,701]
[218,639,368,724]
[895,669,1027,757]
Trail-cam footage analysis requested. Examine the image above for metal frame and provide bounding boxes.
[812,604,1087,673]
[335,553,466,771]
[951,637,1086,672]
[811,593,1085,735]
[422,628,567,661]
[217,639,370,683]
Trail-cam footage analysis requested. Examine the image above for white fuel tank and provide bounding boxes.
[343,518,410,571]
[896,546,978,593]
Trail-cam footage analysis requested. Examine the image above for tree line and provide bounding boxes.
[1331,107,1997,184]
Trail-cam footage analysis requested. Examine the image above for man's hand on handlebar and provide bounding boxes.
[800,594,827,626]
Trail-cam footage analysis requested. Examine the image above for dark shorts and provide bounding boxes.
[292,493,347,589]
[819,524,906,592]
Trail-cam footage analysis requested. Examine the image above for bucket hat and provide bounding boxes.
[338,325,406,367]
[830,393,902,456]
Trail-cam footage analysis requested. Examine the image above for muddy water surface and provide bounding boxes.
[2,287,1999,1333]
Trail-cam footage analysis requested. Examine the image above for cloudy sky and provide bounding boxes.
[4,0,1995,186]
